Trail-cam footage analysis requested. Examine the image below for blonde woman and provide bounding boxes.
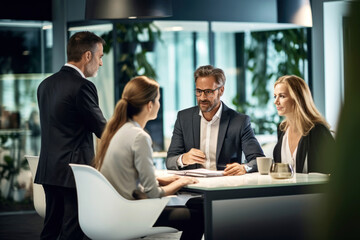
[273,75,335,173]
[93,76,204,240]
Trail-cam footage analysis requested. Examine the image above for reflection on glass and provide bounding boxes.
[270,163,294,179]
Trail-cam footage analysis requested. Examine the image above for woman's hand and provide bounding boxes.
[176,176,199,186]
[157,175,180,186]
[157,175,198,186]
[160,176,199,196]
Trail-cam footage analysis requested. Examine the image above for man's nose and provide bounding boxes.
[199,92,208,99]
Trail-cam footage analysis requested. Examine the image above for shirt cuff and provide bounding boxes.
[177,155,185,168]
[244,164,252,173]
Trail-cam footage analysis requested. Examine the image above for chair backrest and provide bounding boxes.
[24,155,46,218]
[69,163,176,240]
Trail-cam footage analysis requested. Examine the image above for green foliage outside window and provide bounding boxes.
[101,22,162,82]
[233,28,308,134]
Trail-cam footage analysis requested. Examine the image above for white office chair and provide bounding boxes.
[24,155,46,218]
[69,163,178,240]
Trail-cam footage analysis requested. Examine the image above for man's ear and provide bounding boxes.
[219,86,225,96]
[84,51,92,62]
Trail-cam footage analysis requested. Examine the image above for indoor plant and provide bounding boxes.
[101,22,161,81]
[233,28,308,135]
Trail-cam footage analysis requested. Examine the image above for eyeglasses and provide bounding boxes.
[195,86,222,97]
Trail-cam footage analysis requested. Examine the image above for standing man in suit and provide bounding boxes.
[36,31,107,239]
[166,65,264,175]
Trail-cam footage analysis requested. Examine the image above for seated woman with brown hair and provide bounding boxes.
[93,76,204,240]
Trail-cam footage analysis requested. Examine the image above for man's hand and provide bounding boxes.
[182,148,206,165]
[223,163,246,176]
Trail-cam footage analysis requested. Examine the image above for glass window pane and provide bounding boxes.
[212,21,308,144]
[0,20,52,204]
[151,21,209,148]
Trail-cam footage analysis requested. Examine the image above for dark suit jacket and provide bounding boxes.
[273,123,335,173]
[35,66,106,188]
[166,102,264,172]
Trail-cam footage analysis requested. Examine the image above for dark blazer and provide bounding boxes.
[166,102,264,172]
[273,123,335,173]
[35,66,107,188]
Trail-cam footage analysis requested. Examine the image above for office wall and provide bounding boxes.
[310,0,326,117]
[323,1,359,130]
[310,0,347,129]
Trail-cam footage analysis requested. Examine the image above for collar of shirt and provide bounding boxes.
[130,119,141,128]
[198,101,223,124]
[65,63,86,78]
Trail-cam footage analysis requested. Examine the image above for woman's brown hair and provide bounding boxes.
[93,76,159,170]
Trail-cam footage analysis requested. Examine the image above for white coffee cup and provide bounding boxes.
[257,157,273,175]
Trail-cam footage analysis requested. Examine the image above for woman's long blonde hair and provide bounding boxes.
[93,76,159,170]
[275,75,330,136]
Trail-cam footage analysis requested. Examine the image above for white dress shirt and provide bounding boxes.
[65,63,85,78]
[199,103,222,170]
[177,103,223,170]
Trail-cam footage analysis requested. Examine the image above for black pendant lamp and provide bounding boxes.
[85,0,172,20]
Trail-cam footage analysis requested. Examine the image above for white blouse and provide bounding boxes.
[281,128,308,173]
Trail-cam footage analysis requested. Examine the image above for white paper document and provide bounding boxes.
[167,168,224,177]
[166,192,202,206]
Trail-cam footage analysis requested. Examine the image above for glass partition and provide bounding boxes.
[151,21,308,149]
[0,20,52,205]
[212,22,308,145]
[151,21,209,149]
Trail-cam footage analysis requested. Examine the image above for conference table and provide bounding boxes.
[182,172,329,240]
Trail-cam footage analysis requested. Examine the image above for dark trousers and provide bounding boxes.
[41,184,85,240]
[154,197,204,240]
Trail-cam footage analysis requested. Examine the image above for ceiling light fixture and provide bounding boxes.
[277,0,313,27]
[85,0,172,20]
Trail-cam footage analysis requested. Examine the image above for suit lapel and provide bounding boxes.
[192,108,201,149]
[296,135,307,173]
[216,103,230,162]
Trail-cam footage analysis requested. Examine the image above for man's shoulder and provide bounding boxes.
[61,66,92,85]
[41,67,94,89]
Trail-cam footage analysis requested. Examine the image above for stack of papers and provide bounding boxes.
[168,168,224,177]
[166,192,202,206]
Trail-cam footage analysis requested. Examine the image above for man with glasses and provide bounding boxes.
[166,65,264,175]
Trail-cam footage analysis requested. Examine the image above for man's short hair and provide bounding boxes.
[67,31,105,62]
[194,65,226,86]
